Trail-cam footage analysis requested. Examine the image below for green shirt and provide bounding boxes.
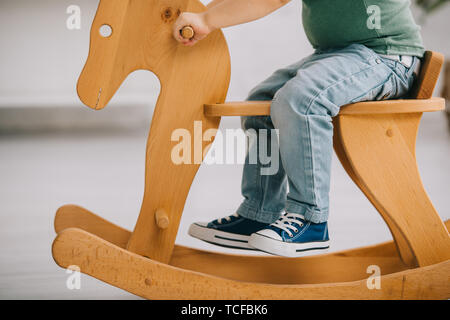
[302,0,425,57]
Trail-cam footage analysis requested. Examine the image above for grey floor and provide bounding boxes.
[0,112,449,299]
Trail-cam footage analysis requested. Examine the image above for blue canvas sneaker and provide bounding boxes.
[188,213,269,250]
[248,213,330,257]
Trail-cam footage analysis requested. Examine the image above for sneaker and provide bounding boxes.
[248,213,330,257]
[188,213,269,250]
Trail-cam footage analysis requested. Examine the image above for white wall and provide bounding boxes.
[0,0,449,108]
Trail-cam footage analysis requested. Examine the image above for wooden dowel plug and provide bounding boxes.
[155,209,169,229]
[180,26,194,39]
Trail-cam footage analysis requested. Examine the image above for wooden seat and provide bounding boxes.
[204,97,445,117]
[205,51,445,117]
[51,0,450,300]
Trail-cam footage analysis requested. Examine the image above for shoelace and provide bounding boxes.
[217,212,239,224]
[271,213,305,237]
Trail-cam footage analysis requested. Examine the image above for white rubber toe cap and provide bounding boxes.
[193,222,208,227]
[254,228,282,241]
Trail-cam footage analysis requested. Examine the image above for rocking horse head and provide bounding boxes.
[75,0,231,263]
[77,0,231,110]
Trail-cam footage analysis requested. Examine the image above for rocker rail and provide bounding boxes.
[53,204,450,286]
[52,205,450,299]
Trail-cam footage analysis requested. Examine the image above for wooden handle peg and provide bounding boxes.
[180,26,194,39]
[155,209,169,229]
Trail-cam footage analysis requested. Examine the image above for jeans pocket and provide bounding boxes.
[374,75,396,100]
[351,74,396,103]
[382,57,419,97]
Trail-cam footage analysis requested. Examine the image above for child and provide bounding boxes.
[173,0,424,257]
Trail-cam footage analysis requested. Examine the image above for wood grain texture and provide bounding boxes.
[54,204,409,284]
[411,51,444,99]
[333,118,417,267]
[62,0,449,297]
[204,97,445,117]
[180,26,194,39]
[338,112,450,267]
[54,204,130,249]
[52,227,450,299]
[76,0,231,263]
[54,205,450,286]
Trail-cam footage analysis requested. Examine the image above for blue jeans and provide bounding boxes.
[236,44,419,224]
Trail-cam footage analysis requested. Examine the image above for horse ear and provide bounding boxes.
[77,0,131,109]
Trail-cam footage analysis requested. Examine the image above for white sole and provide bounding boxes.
[248,232,330,257]
[188,223,256,250]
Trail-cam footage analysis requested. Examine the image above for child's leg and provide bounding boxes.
[236,59,309,224]
[274,44,417,223]
[249,44,419,256]
[187,60,309,249]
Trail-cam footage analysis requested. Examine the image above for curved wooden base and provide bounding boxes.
[52,227,450,300]
[53,205,450,299]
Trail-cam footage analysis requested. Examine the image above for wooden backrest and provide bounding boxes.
[410,51,444,99]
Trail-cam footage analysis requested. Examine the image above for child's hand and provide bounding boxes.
[173,12,213,46]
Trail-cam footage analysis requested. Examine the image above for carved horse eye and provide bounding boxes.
[99,24,113,38]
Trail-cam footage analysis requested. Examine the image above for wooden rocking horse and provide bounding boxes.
[52,0,450,299]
